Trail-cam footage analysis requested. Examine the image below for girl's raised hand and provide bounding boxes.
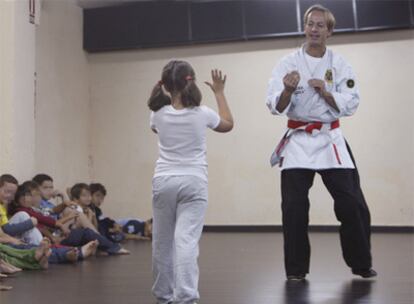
[204,69,226,94]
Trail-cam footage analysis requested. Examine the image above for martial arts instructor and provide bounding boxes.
[266,4,376,281]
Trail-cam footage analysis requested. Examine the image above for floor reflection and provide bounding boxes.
[283,279,374,304]
[284,280,310,304]
[339,279,374,304]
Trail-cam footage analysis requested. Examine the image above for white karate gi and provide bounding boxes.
[266,45,360,170]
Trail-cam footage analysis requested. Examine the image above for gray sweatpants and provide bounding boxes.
[152,175,208,304]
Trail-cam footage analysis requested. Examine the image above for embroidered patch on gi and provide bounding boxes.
[347,79,355,88]
[294,86,305,95]
[324,69,333,84]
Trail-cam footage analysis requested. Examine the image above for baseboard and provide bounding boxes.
[203,225,414,233]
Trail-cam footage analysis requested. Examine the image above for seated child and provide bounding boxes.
[89,183,124,242]
[6,182,100,262]
[89,183,152,241]
[70,183,98,229]
[33,174,99,233]
[0,175,42,245]
[67,183,129,255]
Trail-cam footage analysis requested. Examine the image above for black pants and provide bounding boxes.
[281,151,372,276]
[61,228,121,254]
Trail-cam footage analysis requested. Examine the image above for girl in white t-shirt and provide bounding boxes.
[148,60,233,304]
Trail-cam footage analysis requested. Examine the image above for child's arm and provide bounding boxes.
[1,218,37,237]
[51,190,76,214]
[56,212,78,225]
[0,227,25,245]
[55,212,78,235]
[38,226,56,243]
[91,212,98,229]
[84,208,98,229]
[38,226,65,244]
[205,69,234,133]
[52,201,75,215]
[18,207,57,229]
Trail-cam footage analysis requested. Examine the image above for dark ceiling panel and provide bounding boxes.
[191,1,244,42]
[356,0,411,30]
[244,0,298,37]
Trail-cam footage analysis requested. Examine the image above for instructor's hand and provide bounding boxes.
[308,79,326,95]
[283,71,300,94]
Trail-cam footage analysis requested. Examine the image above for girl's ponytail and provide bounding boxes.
[181,76,202,108]
[149,60,201,110]
[147,81,171,112]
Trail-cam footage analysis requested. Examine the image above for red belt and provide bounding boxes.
[287,119,342,165]
[288,119,340,133]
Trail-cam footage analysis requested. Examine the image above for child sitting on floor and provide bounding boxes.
[67,183,130,255]
[33,174,98,233]
[0,175,42,245]
[89,183,152,241]
[32,174,74,219]
[7,182,99,263]
[70,183,98,229]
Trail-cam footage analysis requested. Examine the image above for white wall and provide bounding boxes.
[1,0,90,190]
[34,0,91,189]
[0,1,15,175]
[0,0,36,181]
[89,30,414,226]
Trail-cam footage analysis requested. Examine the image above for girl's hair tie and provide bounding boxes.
[185,75,193,81]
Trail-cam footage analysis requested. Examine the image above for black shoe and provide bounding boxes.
[352,268,377,278]
[287,274,306,281]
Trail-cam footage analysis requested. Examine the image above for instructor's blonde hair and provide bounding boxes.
[303,4,336,32]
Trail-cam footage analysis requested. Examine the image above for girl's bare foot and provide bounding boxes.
[0,260,22,274]
[65,248,79,263]
[35,238,51,269]
[81,240,98,259]
[96,250,109,257]
[113,248,130,255]
[35,239,49,259]
[7,263,22,273]
[38,255,49,270]
[0,284,12,291]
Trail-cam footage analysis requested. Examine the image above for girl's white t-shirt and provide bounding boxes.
[150,105,220,182]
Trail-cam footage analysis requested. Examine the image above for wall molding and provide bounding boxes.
[203,225,414,233]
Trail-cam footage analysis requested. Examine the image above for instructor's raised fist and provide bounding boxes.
[283,71,300,94]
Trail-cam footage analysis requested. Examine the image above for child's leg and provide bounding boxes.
[47,247,77,264]
[151,176,177,304]
[8,212,43,245]
[6,242,68,265]
[174,176,208,304]
[60,228,125,255]
[0,244,41,270]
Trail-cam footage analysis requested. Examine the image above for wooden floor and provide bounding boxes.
[1,232,413,304]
